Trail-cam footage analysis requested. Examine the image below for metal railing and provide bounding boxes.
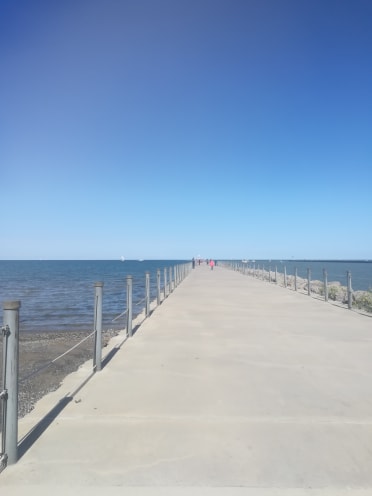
[1,301,20,468]
[0,262,191,469]
[220,261,371,314]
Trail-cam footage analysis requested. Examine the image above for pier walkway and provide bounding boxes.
[2,264,372,495]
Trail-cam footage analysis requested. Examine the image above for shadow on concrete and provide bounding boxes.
[101,334,129,369]
[18,396,73,460]
[16,305,164,462]
[17,333,132,460]
[131,322,144,337]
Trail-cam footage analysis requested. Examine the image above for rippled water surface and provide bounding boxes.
[0,260,187,332]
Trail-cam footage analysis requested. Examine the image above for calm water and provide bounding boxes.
[0,260,188,333]
[250,260,372,291]
[1,259,371,333]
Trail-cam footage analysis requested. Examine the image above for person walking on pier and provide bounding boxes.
[210,259,215,270]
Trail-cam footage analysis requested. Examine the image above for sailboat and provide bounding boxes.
[120,256,125,262]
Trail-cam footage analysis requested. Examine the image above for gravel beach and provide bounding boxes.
[0,328,121,419]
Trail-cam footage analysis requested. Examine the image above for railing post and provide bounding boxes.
[347,271,352,309]
[294,267,297,291]
[93,282,103,372]
[2,301,21,465]
[157,269,161,305]
[1,324,10,465]
[307,268,311,296]
[126,275,133,337]
[163,268,167,299]
[169,266,172,293]
[323,269,328,302]
[1,327,7,461]
[145,272,150,317]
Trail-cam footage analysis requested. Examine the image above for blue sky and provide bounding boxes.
[1,0,371,260]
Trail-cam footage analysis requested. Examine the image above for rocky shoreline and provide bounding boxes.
[254,268,372,314]
[282,275,372,313]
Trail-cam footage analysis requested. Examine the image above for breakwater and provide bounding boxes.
[0,261,191,468]
[220,260,372,314]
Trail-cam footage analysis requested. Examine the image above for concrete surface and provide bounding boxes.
[1,264,372,495]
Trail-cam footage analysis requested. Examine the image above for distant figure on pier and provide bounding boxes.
[210,259,215,270]
[192,257,195,269]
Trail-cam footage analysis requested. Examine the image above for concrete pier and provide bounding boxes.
[2,264,372,495]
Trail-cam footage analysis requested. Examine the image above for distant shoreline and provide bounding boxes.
[251,259,372,263]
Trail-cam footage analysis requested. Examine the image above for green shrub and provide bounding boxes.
[328,286,339,301]
[354,291,372,313]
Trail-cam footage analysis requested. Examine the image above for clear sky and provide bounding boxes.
[1,0,371,260]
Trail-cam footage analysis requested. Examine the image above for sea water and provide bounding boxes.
[1,259,371,333]
[0,260,187,333]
